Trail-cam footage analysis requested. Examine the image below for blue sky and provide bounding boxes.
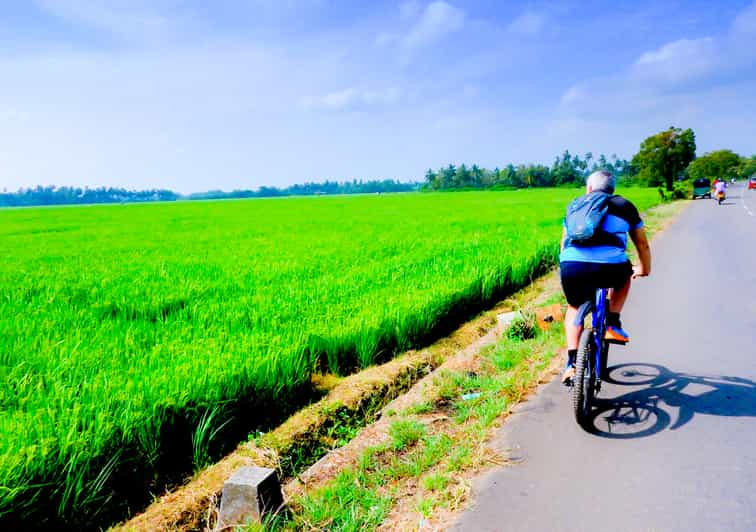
[1,0,755,193]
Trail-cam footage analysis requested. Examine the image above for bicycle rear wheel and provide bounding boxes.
[572,328,595,427]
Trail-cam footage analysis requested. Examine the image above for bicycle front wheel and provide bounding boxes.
[572,328,595,427]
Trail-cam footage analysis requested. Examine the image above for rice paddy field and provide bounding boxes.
[0,189,660,528]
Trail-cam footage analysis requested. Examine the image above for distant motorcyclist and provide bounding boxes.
[714,179,727,204]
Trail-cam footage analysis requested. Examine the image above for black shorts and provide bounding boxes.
[560,261,633,307]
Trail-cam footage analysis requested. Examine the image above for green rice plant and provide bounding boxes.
[192,407,233,472]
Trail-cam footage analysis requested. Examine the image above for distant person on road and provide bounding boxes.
[559,170,652,383]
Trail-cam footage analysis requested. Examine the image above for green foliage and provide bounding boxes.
[506,311,537,341]
[287,468,391,531]
[0,181,420,207]
[388,420,426,451]
[192,407,233,472]
[739,155,756,177]
[688,149,741,181]
[672,180,692,200]
[422,472,449,492]
[423,150,637,191]
[0,189,661,527]
[632,127,696,191]
[403,401,434,415]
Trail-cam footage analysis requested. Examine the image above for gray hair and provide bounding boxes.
[586,170,616,194]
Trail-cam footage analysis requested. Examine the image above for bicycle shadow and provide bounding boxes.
[584,363,756,439]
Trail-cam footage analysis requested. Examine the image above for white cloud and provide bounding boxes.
[633,37,717,84]
[301,87,402,111]
[404,1,465,49]
[508,11,545,36]
[560,0,756,119]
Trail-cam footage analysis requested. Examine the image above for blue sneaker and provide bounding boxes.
[605,325,630,343]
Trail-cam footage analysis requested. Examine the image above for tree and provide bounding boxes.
[687,150,741,181]
[737,155,756,178]
[455,164,471,187]
[631,127,696,191]
[552,150,581,186]
[424,168,439,189]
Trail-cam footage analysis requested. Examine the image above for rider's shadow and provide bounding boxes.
[586,363,756,438]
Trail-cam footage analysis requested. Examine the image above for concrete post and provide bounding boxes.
[217,466,284,528]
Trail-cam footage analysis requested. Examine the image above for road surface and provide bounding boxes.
[453,182,756,532]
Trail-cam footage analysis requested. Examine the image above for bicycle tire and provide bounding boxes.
[572,328,595,427]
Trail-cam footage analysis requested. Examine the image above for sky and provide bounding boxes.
[1,0,755,193]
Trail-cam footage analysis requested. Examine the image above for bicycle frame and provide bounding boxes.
[592,288,609,382]
[575,287,609,382]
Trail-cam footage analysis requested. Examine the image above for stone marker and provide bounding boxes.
[217,466,283,528]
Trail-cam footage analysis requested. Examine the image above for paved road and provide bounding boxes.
[453,182,756,532]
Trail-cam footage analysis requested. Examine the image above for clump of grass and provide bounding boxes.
[389,419,426,451]
[422,472,449,491]
[507,310,537,341]
[403,401,434,415]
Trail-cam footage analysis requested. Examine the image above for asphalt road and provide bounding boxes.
[453,182,756,532]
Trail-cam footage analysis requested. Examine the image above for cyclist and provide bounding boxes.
[559,170,652,383]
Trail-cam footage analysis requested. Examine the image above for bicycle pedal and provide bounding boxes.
[606,339,628,345]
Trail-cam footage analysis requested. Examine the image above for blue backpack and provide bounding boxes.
[564,192,619,247]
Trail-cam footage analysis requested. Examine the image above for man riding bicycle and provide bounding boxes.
[559,170,652,383]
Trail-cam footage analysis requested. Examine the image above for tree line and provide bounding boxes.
[185,179,418,201]
[3,127,754,207]
[0,186,179,207]
[424,127,755,194]
[0,180,419,207]
[422,151,634,191]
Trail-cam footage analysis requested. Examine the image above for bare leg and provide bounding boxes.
[562,304,583,381]
[608,276,632,313]
[564,305,582,350]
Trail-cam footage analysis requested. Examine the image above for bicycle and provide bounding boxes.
[571,286,618,427]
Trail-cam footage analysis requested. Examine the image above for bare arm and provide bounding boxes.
[629,227,652,278]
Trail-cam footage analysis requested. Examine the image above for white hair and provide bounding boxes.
[587,170,616,194]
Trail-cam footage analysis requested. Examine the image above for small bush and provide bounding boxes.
[672,180,691,199]
[507,311,537,341]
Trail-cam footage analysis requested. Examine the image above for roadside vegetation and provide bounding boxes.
[253,309,564,532]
